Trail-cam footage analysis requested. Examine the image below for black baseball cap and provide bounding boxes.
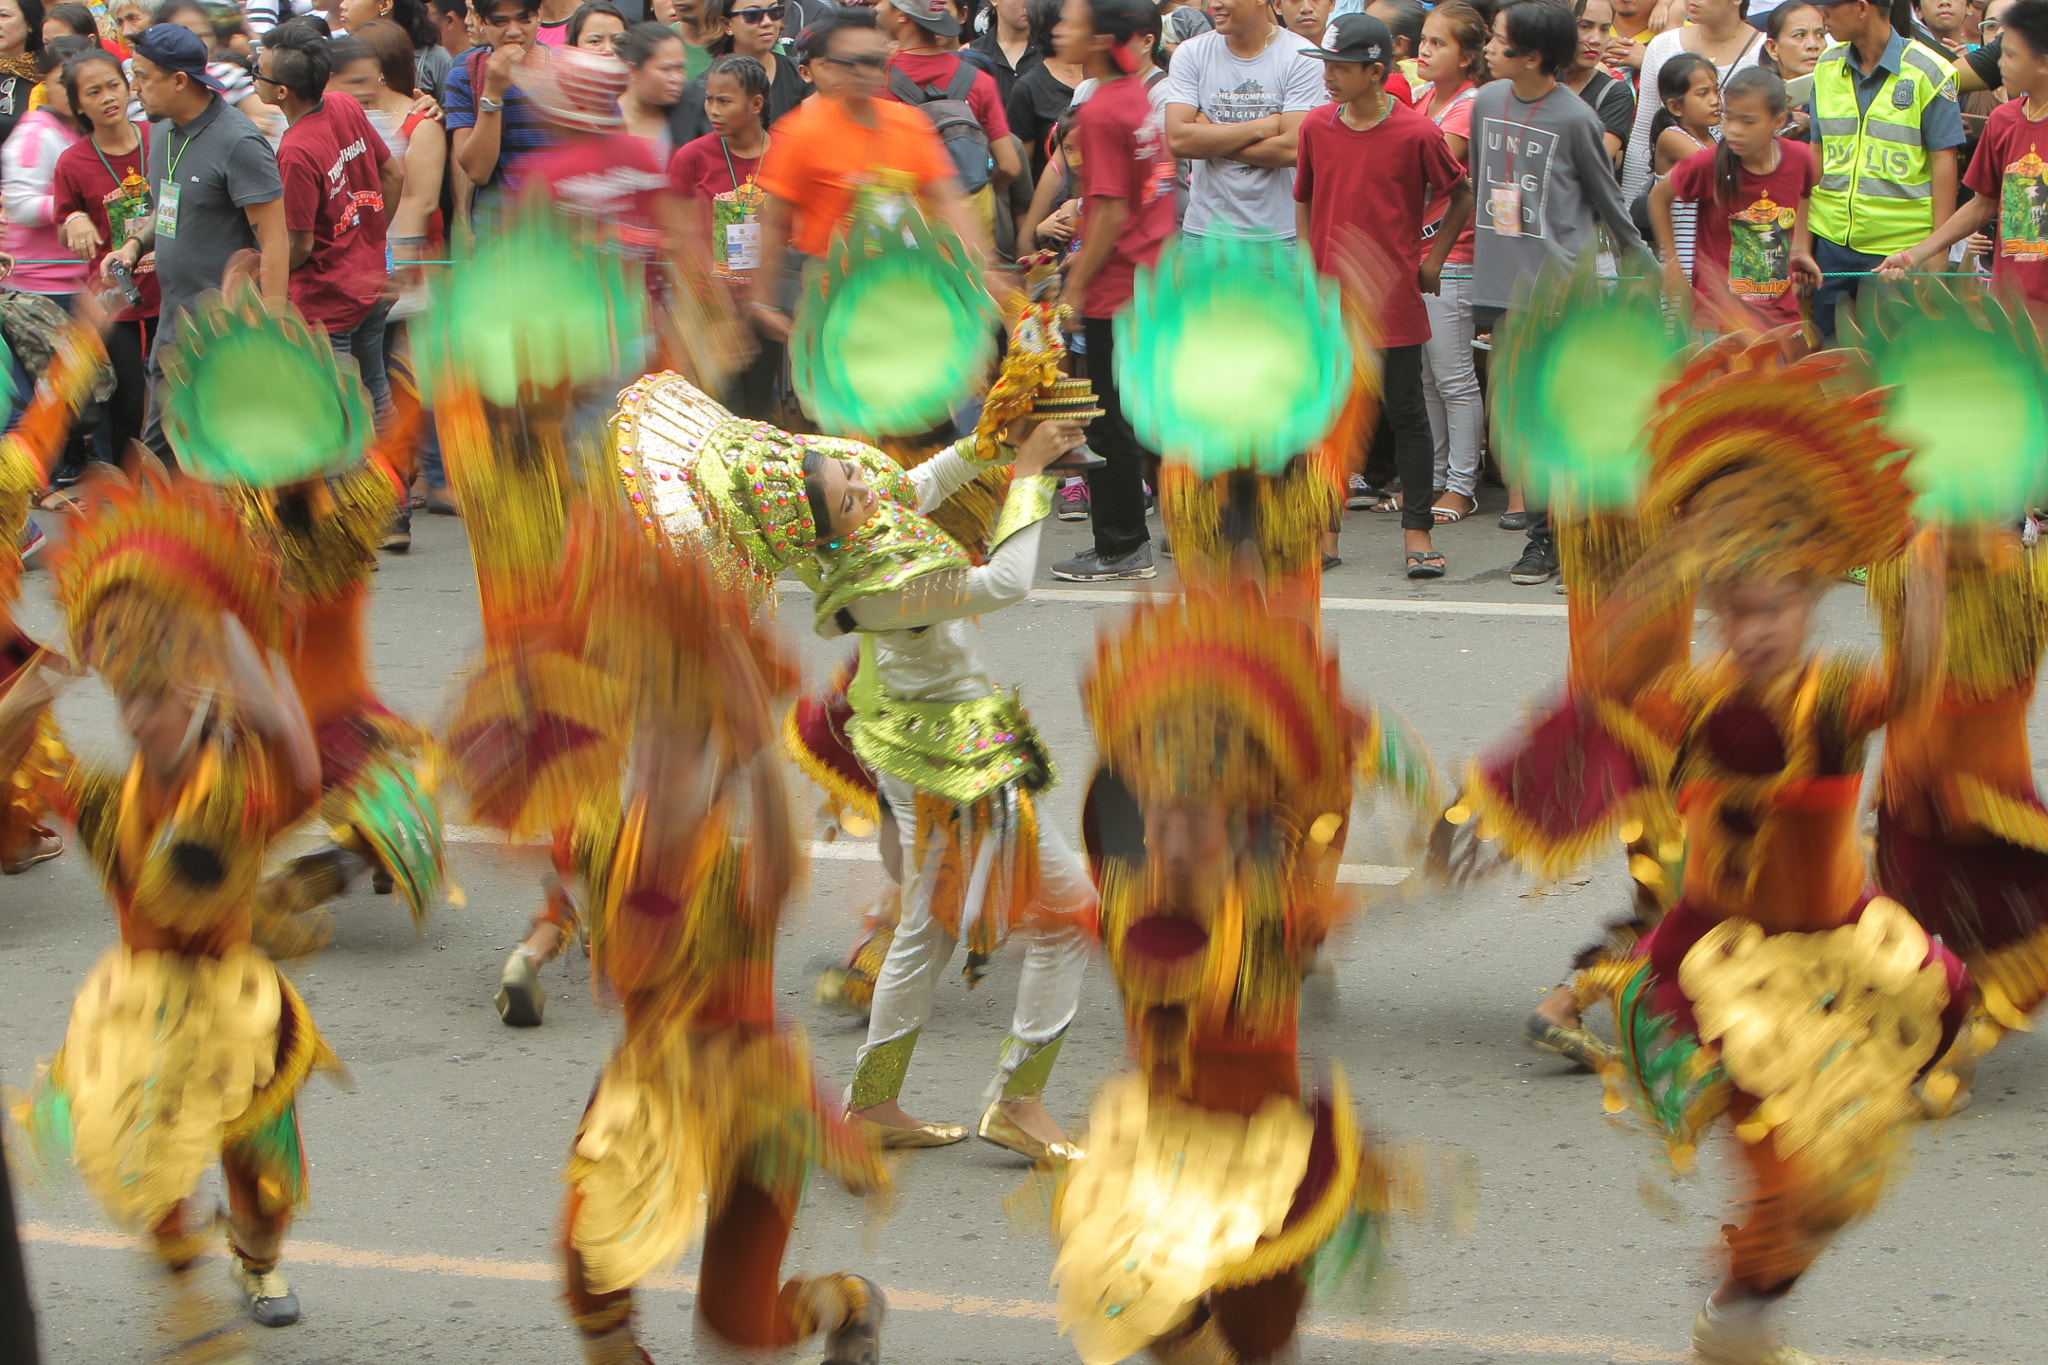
[1303,12,1394,65]
[132,23,229,91]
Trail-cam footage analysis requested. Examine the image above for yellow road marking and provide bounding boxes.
[19,1222,1956,1364]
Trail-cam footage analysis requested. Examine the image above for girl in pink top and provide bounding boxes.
[1,43,87,299]
[1411,1,1485,523]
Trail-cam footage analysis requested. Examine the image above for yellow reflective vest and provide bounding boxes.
[1809,37,1956,254]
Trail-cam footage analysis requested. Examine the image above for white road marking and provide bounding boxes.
[443,828,1412,884]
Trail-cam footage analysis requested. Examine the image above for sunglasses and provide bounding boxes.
[821,50,887,67]
[729,3,784,20]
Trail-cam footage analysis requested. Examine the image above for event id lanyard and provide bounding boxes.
[156,123,195,239]
[715,134,768,276]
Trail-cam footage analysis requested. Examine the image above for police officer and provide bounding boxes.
[1806,0,1966,339]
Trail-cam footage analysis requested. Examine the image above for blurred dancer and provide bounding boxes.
[1451,342,1968,1365]
[13,466,336,1347]
[448,502,884,1365]
[1057,583,1438,1364]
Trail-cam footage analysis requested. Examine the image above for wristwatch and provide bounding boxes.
[478,95,504,114]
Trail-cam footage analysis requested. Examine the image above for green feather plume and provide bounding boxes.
[1114,233,1351,478]
[159,283,373,488]
[1492,255,1683,515]
[790,207,996,437]
[1842,277,2048,525]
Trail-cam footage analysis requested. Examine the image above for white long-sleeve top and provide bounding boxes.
[840,443,1053,706]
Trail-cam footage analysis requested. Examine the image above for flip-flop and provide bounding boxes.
[1432,497,1474,524]
[1405,550,1446,579]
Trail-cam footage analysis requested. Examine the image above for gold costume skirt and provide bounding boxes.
[17,944,335,1232]
[566,1022,884,1296]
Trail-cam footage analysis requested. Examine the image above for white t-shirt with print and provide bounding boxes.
[1160,26,1325,238]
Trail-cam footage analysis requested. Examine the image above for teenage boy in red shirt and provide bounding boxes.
[1296,12,1470,578]
[259,22,400,413]
[1047,0,1179,585]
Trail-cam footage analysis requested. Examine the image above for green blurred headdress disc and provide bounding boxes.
[1493,261,1681,514]
[418,205,646,405]
[791,208,995,437]
[1848,281,2048,525]
[160,284,373,487]
[1115,235,1350,477]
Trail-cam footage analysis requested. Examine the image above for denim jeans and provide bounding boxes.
[328,298,395,421]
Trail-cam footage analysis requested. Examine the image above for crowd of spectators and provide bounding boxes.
[0,0,2033,578]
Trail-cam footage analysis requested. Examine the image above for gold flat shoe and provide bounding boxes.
[851,1113,967,1149]
[977,1102,1082,1163]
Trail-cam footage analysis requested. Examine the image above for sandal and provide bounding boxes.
[1498,510,1528,531]
[1405,550,1446,580]
[1431,493,1475,525]
[1368,495,1402,513]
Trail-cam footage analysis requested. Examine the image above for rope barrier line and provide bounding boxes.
[3,261,1987,279]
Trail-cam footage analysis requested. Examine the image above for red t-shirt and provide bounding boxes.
[1964,98,2048,320]
[1073,72,1176,319]
[668,133,760,199]
[668,133,766,285]
[886,52,1012,141]
[1293,98,1464,348]
[524,131,671,264]
[1412,81,1476,266]
[279,95,391,330]
[1669,138,1817,327]
[50,127,159,321]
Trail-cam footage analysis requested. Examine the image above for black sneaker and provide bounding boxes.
[1510,536,1558,586]
[1050,544,1157,582]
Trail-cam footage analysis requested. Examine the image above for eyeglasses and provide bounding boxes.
[251,71,281,86]
[821,51,887,68]
[730,4,784,21]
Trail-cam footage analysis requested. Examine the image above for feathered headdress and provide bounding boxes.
[446,501,795,837]
[1085,585,1357,817]
[54,462,283,695]
[1640,344,1914,582]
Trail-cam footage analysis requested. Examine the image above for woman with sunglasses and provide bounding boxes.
[669,0,811,142]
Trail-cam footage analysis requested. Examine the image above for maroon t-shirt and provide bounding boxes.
[1073,74,1175,320]
[1293,98,1464,348]
[667,132,760,200]
[1964,99,2048,320]
[1669,138,1817,327]
[279,96,391,330]
[51,127,159,321]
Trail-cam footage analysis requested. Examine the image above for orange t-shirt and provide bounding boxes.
[755,95,955,257]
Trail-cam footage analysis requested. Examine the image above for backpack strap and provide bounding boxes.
[942,58,977,102]
[887,66,930,105]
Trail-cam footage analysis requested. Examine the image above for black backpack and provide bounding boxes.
[887,60,994,194]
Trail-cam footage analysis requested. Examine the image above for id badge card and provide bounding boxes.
[154,181,180,239]
[1489,185,1522,238]
[725,221,761,272]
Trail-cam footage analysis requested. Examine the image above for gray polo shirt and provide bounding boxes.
[147,95,284,343]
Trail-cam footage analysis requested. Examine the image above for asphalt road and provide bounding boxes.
[3,493,2042,1365]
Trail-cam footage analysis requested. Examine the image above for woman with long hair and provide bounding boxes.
[0,0,45,148]
[1411,0,1489,526]
[565,0,626,48]
[1621,0,1762,198]
[615,19,686,155]
[1005,0,1080,182]
[671,0,809,143]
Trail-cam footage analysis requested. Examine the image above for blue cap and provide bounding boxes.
[132,24,229,92]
